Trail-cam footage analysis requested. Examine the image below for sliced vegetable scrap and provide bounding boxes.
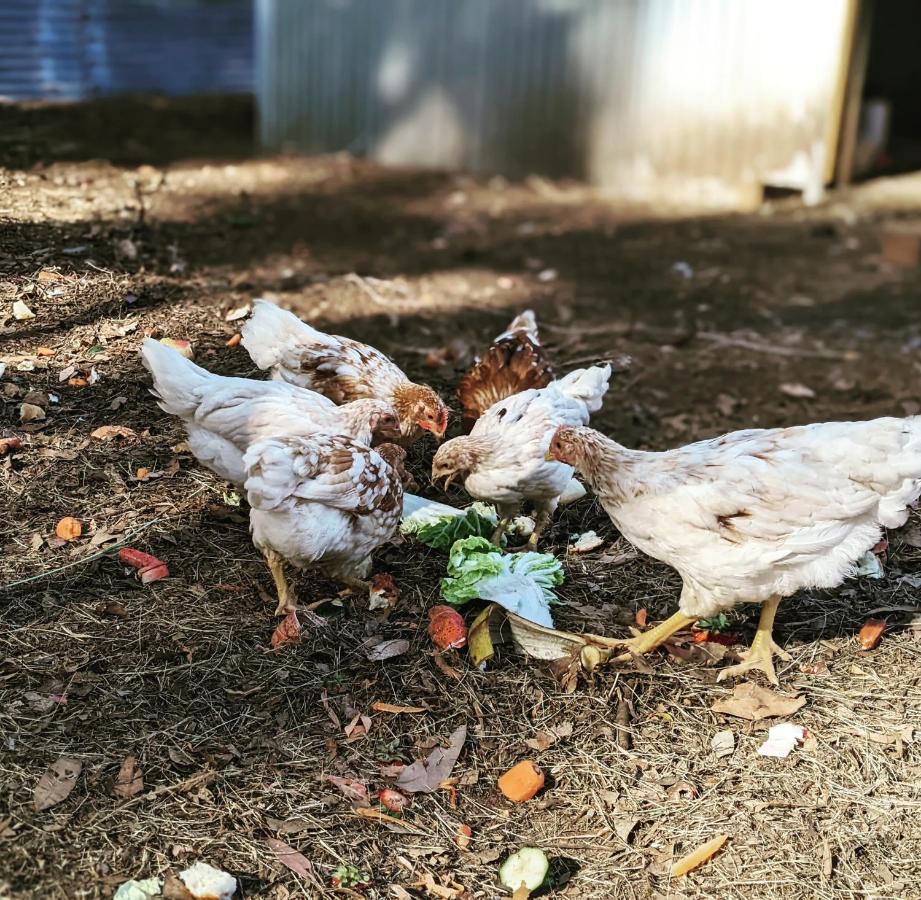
[428,605,468,650]
[440,536,563,627]
[118,547,169,583]
[499,847,549,895]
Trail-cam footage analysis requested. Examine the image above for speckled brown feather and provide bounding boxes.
[458,312,553,428]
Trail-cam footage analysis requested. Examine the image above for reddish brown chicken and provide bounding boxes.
[457,310,553,430]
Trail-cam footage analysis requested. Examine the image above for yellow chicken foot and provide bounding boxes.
[264,549,296,616]
[490,517,511,546]
[717,596,791,685]
[615,610,697,661]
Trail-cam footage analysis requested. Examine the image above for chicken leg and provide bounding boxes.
[716,596,790,685]
[615,610,697,660]
[264,548,296,616]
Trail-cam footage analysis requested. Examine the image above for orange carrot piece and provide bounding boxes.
[858,618,885,650]
[498,761,545,802]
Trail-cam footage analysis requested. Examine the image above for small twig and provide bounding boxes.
[614,689,632,752]
[697,331,849,360]
[0,517,167,593]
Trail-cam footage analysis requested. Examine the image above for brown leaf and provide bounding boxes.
[322,774,370,807]
[524,720,574,751]
[34,757,81,811]
[267,838,316,880]
[353,806,425,834]
[365,638,410,661]
[113,754,144,799]
[411,872,464,899]
[90,425,138,443]
[396,726,466,794]
[371,702,426,715]
[432,649,463,680]
[271,611,301,650]
[711,682,805,721]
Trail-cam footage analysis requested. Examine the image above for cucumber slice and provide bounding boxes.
[499,846,549,893]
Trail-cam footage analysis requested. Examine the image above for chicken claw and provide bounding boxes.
[615,610,696,661]
[264,548,296,616]
[716,596,790,685]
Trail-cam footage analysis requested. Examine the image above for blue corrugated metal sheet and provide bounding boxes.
[256,0,855,209]
[0,0,253,101]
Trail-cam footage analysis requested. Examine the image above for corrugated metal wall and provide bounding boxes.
[257,0,855,208]
[0,0,253,102]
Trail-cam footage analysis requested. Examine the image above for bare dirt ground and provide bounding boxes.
[3,99,921,900]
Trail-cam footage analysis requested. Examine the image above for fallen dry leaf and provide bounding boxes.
[267,838,317,882]
[35,346,55,357]
[323,774,370,807]
[432,649,463,680]
[365,638,410,661]
[712,682,805,721]
[524,721,574,752]
[55,517,82,541]
[858,618,886,650]
[711,729,735,758]
[271,611,302,649]
[411,872,464,899]
[34,757,81,811]
[455,823,472,850]
[396,725,466,794]
[371,702,426,715]
[90,425,138,443]
[353,805,425,833]
[113,754,144,799]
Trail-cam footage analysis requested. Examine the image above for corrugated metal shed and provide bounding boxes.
[257,0,856,208]
[0,0,253,102]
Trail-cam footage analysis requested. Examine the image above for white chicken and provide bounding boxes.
[141,337,399,485]
[241,299,448,445]
[547,418,921,683]
[431,365,611,546]
[244,434,406,615]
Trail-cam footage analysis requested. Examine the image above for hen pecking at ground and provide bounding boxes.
[244,434,406,616]
[432,364,611,547]
[141,337,399,485]
[547,418,921,683]
[241,299,448,445]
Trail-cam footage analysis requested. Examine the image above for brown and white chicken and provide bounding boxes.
[432,365,610,546]
[547,418,921,683]
[142,337,399,486]
[457,309,553,430]
[241,300,448,445]
[244,434,406,615]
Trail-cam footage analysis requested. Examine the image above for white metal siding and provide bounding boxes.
[257,0,854,208]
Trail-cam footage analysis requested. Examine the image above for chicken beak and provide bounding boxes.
[544,449,557,462]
